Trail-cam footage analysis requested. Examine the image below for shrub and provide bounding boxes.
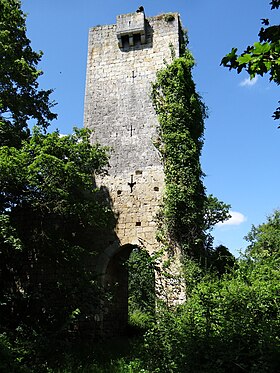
[143,255,280,372]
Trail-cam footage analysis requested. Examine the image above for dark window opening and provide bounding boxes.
[120,34,142,49]
[135,170,142,175]
[121,35,129,48]
[117,190,122,195]
[135,222,141,226]
[133,33,141,46]
[154,187,159,191]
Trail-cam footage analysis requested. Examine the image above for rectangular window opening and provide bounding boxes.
[121,35,129,48]
[133,33,141,45]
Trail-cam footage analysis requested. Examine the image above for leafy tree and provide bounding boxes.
[0,3,115,368]
[208,244,235,276]
[203,194,231,252]
[245,209,280,258]
[0,0,57,147]
[204,195,231,231]
[221,0,280,122]
[0,129,113,370]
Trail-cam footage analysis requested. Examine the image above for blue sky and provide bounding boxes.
[21,0,279,256]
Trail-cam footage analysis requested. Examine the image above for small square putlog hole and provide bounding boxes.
[117,190,122,195]
[135,170,143,175]
[154,186,159,191]
[135,221,141,226]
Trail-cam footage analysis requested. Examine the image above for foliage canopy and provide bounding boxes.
[221,1,280,122]
[0,129,112,347]
[0,1,114,369]
[245,209,280,258]
[0,0,57,147]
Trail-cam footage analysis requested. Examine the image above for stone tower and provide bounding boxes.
[84,9,184,335]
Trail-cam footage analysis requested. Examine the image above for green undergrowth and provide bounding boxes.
[3,253,280,372]
[46,336,149,373]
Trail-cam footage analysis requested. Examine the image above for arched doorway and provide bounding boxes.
[99,244,155,336]
[127,246,155,331]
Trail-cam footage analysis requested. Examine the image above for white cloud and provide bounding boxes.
[217,211,247,227]
[240,76,258,87]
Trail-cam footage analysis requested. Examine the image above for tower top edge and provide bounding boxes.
[89,11,181,31]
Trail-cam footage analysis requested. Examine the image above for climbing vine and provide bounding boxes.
[152,49,207,259]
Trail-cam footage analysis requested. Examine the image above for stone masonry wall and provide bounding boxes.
[84,12,182,256]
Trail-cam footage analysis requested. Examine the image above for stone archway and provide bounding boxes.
[95,243,155,337]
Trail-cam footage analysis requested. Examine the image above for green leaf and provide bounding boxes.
[237,53,252,64]
[253,42,271,54]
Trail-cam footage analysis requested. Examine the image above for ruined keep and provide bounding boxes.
[84,8,185,335]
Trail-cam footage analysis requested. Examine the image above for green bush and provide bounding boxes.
[143,255,280,372]
[0,332,29,373]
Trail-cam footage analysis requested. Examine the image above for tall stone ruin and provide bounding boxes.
[84,8,184,336]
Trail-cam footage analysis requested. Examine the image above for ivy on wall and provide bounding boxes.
[152,49,208,259]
